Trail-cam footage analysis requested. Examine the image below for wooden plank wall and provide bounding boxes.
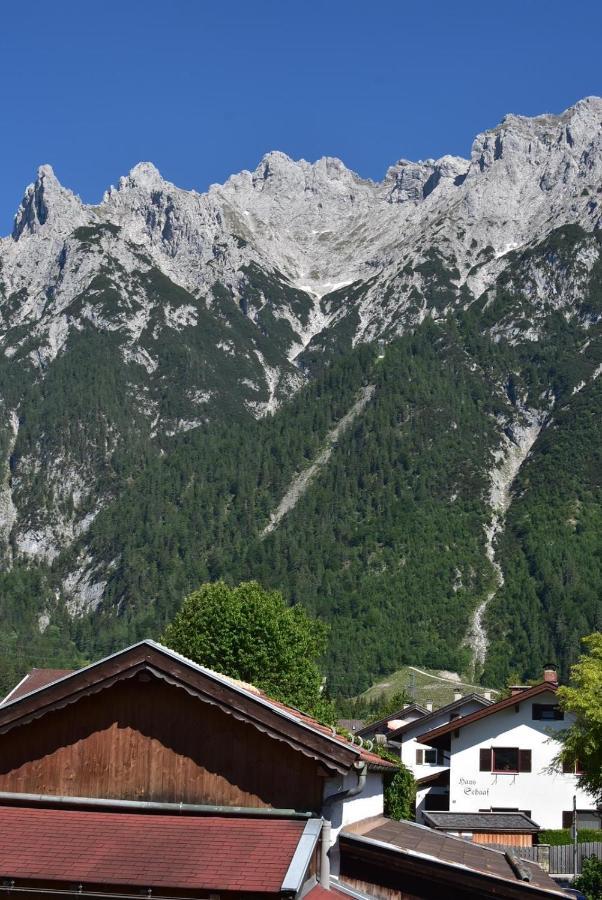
[0,676,324,810]
[472,832,533,846]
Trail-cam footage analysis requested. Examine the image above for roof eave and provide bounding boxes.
[417,682,559,746]
[0,641,360,776]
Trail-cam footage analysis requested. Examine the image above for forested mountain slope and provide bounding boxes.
[0,99,601,695]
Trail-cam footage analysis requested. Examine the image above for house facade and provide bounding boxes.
[381,693,491,821]
[418,671,599,832]
[391,695,490,775]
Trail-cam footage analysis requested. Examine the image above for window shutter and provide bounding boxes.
[562,758,574,774]
[532,704,542,720]
[416,749,424,765]
[562,811,573,830]
[518,749,532,772]
[479,748,491,771]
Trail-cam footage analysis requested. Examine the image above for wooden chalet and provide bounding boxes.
[0,640,390,899]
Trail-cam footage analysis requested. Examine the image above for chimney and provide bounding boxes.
[483,690,492,701]
[543,663,558,684]
[425,699,433,712]
[453,690,462,702]
[510,685,528,696]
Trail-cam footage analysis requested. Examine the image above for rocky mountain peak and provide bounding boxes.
[12,164,83,240]
[118,161,166,191]
[469,96,602,177]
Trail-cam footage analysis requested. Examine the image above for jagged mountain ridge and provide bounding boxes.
[0,97,602,692]
[3,97,602,374]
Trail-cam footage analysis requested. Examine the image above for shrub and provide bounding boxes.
[538,829,602,845]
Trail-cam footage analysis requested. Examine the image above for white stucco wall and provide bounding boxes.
[448,690,595,830]
[400,698,486,780]
[323,770,384,875]
[323,770,384,837]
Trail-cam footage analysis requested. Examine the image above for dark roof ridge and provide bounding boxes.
[423,811,541,832]
[388,692,492,739]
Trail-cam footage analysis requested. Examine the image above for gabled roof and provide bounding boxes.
[387,692,491,740]
[356,703,429,737]
[0,640,394,774]
[2,668,74,704]
[423,811,540,833]
[0,805,317,895]
[418,682,558,748]
[339,818,568,898]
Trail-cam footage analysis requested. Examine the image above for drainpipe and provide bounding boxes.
[319,819,331,888]
[322,761,368,809]
[320,762,368,888]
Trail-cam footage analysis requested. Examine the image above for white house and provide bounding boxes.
[418,667,599,832]
[383,692,491,820]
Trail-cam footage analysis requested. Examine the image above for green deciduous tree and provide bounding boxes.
[556,632,602,801]
[161,580,332,720]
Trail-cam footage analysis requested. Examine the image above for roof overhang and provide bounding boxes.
[0,641,360,776]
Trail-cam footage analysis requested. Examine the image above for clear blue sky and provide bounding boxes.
[1,0,601,232]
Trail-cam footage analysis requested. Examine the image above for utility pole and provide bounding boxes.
[573,794,578,879]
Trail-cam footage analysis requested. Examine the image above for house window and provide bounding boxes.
[416,748,443,765]
[562,759,584,775]
[493,747,519,772]
[532,703,564,721]
[562,811,574,830]
[480,747,532,773]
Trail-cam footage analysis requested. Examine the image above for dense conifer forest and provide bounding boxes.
[0,225,601,698]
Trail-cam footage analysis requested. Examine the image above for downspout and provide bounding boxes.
[319,761,368,888]
[323,761,368,809]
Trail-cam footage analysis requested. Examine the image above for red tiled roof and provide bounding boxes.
[0,806,306,893]
[3,668,73,703]
[418,681,558,746]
